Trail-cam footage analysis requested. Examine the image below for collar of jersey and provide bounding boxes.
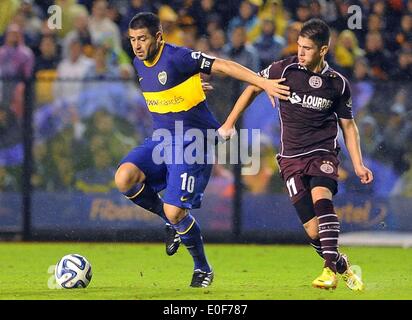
[143,41,165,67]
[298,61,330,74]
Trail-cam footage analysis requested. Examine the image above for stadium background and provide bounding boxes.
[0,0,412,245]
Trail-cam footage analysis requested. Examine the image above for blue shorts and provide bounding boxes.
[119,137,214,209]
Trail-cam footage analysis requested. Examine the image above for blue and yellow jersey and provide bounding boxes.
[133,42,220,133]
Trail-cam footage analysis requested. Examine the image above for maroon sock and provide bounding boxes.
[309,238,323,259]
[310,237,346,273]
[314,199,340,273]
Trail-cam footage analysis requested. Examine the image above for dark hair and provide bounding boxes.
[299,18,330,47]
[129,12,161,37]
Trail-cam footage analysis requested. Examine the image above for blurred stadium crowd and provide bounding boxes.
[0,0,412,198]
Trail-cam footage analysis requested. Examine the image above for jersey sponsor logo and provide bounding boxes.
[320,161,334,174]
[158,71,167,85]
[180,196,189,202]
[288,92,333,111]
[146,95,184,107]
[309,76,323,88]
[138,77,143,82]
[143,73,206,113]
[288,92,302,104]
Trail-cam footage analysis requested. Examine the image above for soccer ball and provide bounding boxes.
[55,254,92,289]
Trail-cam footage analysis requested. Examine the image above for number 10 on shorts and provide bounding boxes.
[180,173,195,193]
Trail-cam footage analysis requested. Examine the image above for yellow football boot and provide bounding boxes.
[340,255,365,291]
[312,267,338,290]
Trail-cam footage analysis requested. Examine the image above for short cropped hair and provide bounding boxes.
[129,12,161,37]
[299,18,330,47]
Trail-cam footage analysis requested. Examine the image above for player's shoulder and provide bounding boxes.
[270,55,299,70]
[164,42,201,65]
[165,42,192,57]
[164,42,185,52]
[324,65,348,82]
[324,65,350,94]
[260,56,299,78]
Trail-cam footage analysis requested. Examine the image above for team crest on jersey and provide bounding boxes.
[158,71,167,85]
[309,76,322,88]
[320,161,334,174]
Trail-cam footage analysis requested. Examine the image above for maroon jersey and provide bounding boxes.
[258,56,353,158]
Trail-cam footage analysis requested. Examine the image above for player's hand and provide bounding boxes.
[262,78,290,107]
[217,124,237,141]
[201,81,214,92]
[355,165,373,184]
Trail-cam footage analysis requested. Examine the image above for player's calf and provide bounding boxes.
[313,198,340,273]
[168,211,213,286]
[116,167,181,256]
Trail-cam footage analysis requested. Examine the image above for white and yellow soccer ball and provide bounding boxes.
[55,254,92,289]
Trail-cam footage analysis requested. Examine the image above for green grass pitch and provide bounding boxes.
[0,242,411,300]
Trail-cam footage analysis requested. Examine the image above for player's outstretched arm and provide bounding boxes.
[211,57,290,106]
[339,118,374,184]
[218,84,262,140]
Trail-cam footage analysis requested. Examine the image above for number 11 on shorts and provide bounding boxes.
[180,173,195,193]
[286,177,298,197]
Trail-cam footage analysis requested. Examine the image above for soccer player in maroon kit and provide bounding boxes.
[219,19,373,290]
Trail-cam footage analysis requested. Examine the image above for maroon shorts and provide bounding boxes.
[276,151,340,204]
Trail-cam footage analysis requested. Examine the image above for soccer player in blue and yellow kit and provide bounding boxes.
[115,12,290,287]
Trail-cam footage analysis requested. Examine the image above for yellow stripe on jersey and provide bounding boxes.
[143,73,206,114]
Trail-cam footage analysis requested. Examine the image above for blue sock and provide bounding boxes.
[173,214,211,272]
[122,183,169,224]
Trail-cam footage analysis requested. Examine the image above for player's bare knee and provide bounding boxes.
[164,204,187,224]
[304,225,319,239]
[115,163,145,192]
[165,211,187,225]
[311,185,333,204]
[303,218,319,239]
[114,172,133,192]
